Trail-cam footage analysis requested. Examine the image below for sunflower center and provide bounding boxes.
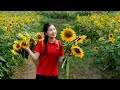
[16,44,20,48]
[95,47,99,50]
[8,29,12,32]
[37,35,42,39]
[30,39,35,43]
[74,48,80,53]
[10,23,12,26]
[22,42,27,46]
[65,31,72,38]
[110,35,112,37]
[109,34,113,38]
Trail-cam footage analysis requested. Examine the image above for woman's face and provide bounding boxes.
[46,25,57,38]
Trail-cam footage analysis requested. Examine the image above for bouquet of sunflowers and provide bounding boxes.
[60,26,87,79]
[11,32,44,59]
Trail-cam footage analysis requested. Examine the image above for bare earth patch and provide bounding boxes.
[11,58,102,79]
[10,59,36,79]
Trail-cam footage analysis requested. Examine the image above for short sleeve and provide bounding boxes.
[34,41,42,53]
[58,41,64,56]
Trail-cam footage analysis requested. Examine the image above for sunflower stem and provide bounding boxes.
[66,56,70,79]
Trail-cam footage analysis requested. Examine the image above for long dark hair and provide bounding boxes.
[43,22,53,53]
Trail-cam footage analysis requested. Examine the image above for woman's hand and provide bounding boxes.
[60,41,66,47]
[66,49,72,56]
[24,47,40,61]
[24,47,30,52]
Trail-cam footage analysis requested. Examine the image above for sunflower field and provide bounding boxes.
[0,11,42,78]
[0,11,120,79]
[60,11,120,79]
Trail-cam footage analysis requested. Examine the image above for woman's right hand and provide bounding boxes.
[24,46,40,61]
[24,47,30,52]
[66,49,72,56]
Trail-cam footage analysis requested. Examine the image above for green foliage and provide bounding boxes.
[40,11,92,20]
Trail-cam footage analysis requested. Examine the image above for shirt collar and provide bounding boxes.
[48,39,59,46]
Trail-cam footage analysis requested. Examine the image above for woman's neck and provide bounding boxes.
[48,38,55,43]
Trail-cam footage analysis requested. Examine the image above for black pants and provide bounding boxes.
[35,74,58,80]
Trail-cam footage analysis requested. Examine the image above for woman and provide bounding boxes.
[25,22,64,80]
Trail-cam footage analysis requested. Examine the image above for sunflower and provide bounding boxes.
[2,26,7,30]
[71,45,84,58]
[99,37,104,41]
[9,23,13,27]
[18,33,24,38]
[118,20,120,23]
[94,21,99,25]
[29,38,36,45]
[60,27,76,42]
[21,41,29,49]
[24,18,31,23]
[99,25,104,29]
[86,27,91,31]
[7,28,13,32]
[6,22,13,27]
[114,29,119,33]
[81,35,87,40]
[13,43,21,51]
[11,50,19,55]
[35,32,44,41]
[12,20,14,23]
[16,23,20,27]
[25,33,30,38]
[90,15,96,20]
[114,24,119,27]
[108,38,115,44]
[94,47,99,52]
[14,40,19,44]
[108,34,114,39]
[18,33,27,40]
[75,35,87,45]
[22,36,27,41]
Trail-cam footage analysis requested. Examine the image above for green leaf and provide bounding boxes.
[1,66,8,72]
[0,56,6,62]
[61,58,67,70]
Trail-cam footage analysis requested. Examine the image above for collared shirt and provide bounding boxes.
[34,39,64,76]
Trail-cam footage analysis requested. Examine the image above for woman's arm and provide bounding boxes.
[58,40,65,63]
[25,47,40,61]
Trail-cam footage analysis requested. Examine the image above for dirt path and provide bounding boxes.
[58,59,102,79]
[10,59,36,79]
[10,57,101,79]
